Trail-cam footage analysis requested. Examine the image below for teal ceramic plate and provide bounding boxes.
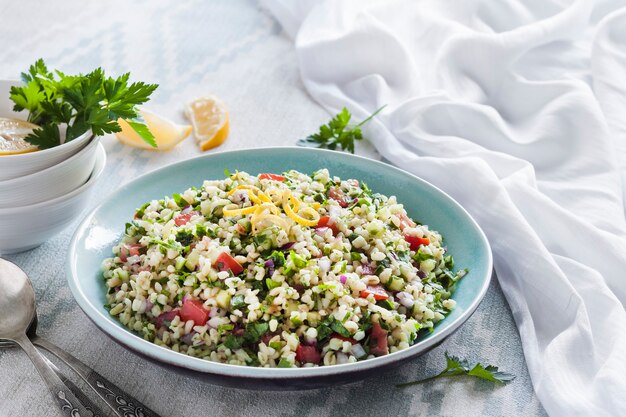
[67,147,492,389]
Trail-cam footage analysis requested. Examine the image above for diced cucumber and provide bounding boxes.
[175,257,186,271]
[216,290,232,309]
[386,275,405,291]
[185,251,200,271]
[420,258,437,274]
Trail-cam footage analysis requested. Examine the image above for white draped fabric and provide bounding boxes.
[262,1,626,415]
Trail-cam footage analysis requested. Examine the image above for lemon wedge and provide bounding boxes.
[184,96,229,151]
[116,109,192,151]
[0,117,39,155]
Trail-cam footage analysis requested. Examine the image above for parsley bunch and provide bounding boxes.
[397,352,516,387]
[299,105,385,153]
[9,59,158,149]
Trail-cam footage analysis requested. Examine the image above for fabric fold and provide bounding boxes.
[262,0,626,415]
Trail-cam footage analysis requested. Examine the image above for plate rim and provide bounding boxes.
[67,146,492,379]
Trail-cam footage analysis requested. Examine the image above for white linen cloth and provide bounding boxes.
[262,1,626,416]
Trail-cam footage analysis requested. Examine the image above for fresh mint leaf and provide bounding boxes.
[298,105,386,153]
[397,352,516,387]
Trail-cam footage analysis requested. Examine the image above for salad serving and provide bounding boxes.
[102,169,467,368]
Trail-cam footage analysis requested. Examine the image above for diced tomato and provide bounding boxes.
[404,235,430,251]
[180,298,210,325]
[369,322,389,356]
[258,173,286,182]
[155,309,180,328]
[330,333,357,345]
[235,223,247,234]
[347,179,359,187]
[295,345,321,364]
[360,285,389,301]
[328,187,348,208]
[214,252,244,275]
[120,244,142,262]
[174,211,199,226]
[398,213,416,231]
[316,215,338,234]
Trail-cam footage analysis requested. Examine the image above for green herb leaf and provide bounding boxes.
[244,322,269,343]
[397,352,516,387]
[223,334,245,350]
[298,105,386,153]
[10,59,158,149]
[230,294,246,310]
[175,230,194,247]
[277,358,292,368]
[269,250,286,267]
[24,124,61,150]
[171,193,188,208]
[125,119,157,148]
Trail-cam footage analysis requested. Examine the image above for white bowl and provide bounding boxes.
[0,143,106,254]
[0,80,92,181]
[0,136,99,208]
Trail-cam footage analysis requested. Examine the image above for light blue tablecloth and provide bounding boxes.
[0,1,546,415]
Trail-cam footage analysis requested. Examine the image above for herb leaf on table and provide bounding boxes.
[397,352,516,387]
[9,59,158,149]
[298,105,386,153]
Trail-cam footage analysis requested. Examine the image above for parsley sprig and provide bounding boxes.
[397,352,516,387]
[298,105,385,153]
[9,59,158,149]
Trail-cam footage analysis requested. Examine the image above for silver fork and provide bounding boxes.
[0,316,162,417]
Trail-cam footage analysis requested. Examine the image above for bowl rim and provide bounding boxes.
[0,134,97,187]
[67,146,492,379]
[0,141,106,215]
[0,79,92,161]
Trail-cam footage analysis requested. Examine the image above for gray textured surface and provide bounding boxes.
[0,1,546,416]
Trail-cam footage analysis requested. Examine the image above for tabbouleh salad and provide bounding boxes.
[102,169,467,368]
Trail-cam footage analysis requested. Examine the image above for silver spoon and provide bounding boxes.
[0,259,163,417]
[0,316,106,417]
[0,258,92,416]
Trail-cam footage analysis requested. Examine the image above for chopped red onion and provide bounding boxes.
[181,205,193,214]
[417,270,427,279]
[360,262,374,275]
[207,316,223,329]
[264,259,275,276]
[396,291,414,308]
[279,242,295,250]
[315,227,330,237]
[181,331,196,345]
[350,343,366,359]
[339,275,347,284]
[209,306,220,317]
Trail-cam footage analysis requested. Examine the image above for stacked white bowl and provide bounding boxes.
[0,80,107,254]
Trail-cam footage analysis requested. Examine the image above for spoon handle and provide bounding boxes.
[33,336,163,417]
[43,356,108,417]
[14,334,93,417]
